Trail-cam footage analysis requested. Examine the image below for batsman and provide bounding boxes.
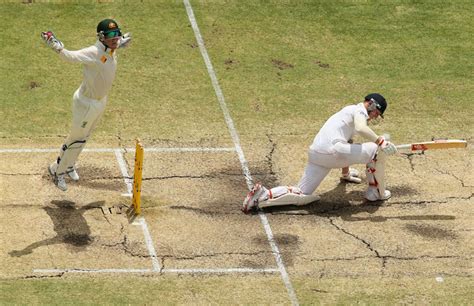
[41,19,132,191]
[243,93,398,212]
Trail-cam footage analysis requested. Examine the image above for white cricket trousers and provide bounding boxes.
[297,142,378,194]
[55,89,107,174]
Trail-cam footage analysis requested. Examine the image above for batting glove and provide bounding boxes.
[377,136,397,155]
[41,31,64,53]
[118,32,132,48]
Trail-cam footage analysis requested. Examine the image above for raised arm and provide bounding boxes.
[41,31,96,64]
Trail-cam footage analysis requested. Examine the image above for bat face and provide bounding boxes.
[397,139,467,151]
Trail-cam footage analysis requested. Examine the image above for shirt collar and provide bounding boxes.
[95,40,115,55]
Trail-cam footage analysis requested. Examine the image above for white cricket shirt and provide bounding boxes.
[59,41,117,101]
[310,103,373,154]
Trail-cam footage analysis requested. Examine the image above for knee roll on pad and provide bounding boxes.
[56,140,87,174]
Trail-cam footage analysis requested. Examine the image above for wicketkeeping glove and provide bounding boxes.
[118,32,132,48]
[41,31,64,53]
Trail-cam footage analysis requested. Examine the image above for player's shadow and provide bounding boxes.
[9,200,103,257]
[261,182,455,222]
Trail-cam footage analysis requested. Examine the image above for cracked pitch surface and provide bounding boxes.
[239,134,473,278]
[1,136,472,282]
[0,153,148,278]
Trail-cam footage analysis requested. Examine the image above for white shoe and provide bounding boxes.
[340,167,361,183]
[55,174,67,191]
[66,166,79,181]
[48,162,67,191]
[365,186,391,201]
[242,183,267,213]
[348,167,359,177]
[340,174,362,184]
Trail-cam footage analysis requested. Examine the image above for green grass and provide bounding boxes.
[1,0,472,144]
[0,1,227,143]
[2,275,472,304]
[192,0,473,142]
[0,275,291,304]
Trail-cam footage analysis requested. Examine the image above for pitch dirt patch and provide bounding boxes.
[1,139,472,291]
[0,152,148,279]
[123,151,277,270]
[238,134,473,280]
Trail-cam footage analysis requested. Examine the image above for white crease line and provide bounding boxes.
[114,149,161,272]
[162,268,279,273]
[114,149,133,195]
[33,267,279,274]
[33,268,152,274]
[183,0,252,190]
[145,147,235,153]
[138,216,161,272]
[183,1,299,305]
[0,147,236,153]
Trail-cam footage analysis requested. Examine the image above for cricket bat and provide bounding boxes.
[396,139,467,151]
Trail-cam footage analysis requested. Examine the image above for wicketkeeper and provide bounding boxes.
[41,19,132,191]
[243,93,398,212]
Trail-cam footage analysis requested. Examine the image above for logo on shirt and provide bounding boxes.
[101,55,107,63]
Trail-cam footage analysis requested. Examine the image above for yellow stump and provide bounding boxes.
[132,139,144,215]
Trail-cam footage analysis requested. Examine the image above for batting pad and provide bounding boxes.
[259,193,320,208]
[56,140,86,174]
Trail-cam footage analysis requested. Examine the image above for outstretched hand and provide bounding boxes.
[119,32,132,48]
[41,31,64,53]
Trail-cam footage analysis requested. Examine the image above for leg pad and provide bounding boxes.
[259,193,320,208]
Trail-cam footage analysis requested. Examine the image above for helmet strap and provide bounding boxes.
[97,32,110,51]
[97,31,105,41]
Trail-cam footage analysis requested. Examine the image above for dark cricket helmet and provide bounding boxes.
[365,93,387,117]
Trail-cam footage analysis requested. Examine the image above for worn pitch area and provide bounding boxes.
[246,135,473,279]
[1,152,149,278]
[1,136,472,292]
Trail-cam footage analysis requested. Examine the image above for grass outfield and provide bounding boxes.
[1,276,473,304]
[0,0,472,144]
[1,0,472,304]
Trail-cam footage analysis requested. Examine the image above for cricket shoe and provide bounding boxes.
[66,166,80,181]
[242,183,267,213]
[340,167,361,184]
[48,162,67,191]
[365,186,391,202]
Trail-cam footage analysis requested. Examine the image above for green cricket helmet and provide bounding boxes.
[97,19,122,40]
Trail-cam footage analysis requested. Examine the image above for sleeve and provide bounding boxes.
[354,111,379,142]
[58,46,97,64]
